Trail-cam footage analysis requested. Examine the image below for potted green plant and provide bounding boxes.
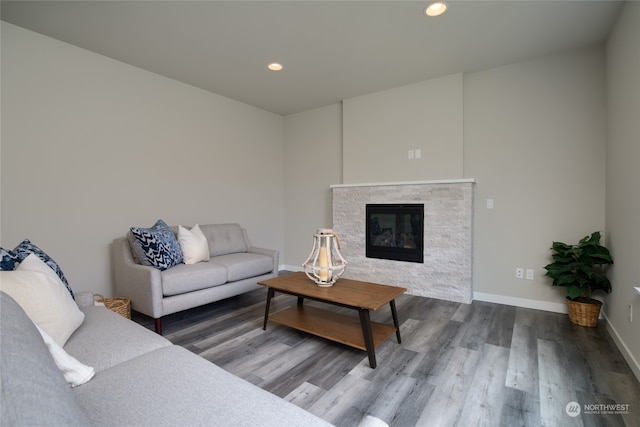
[543,231,613,327]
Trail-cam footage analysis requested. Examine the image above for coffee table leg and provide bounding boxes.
[263,288,275,330]
[390,299,401,343]
[358,309,377,369]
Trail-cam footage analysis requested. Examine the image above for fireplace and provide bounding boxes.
[333,180,474,302]
[366,203,424,263]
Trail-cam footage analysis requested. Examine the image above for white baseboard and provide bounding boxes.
[281,264,303,272]
[602,311,640,382]
[473,292,567,314]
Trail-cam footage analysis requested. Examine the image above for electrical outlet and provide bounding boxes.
[408,150,414,159]
[516,268,524,279]
[526,269,534,280]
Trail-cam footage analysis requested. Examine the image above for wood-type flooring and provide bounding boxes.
[131,284,640,427]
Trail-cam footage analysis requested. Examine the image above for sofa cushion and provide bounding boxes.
[0,255,84,347]
[129,219,184,270]
[64,305,171,372]
[0,292,91,427]
[160,262,228,297]
[177,224,210,264]
[200,223,248,256]
[210,252,275,282]
[72,345,332,427]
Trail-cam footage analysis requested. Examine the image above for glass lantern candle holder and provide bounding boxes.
[302,229,347,287]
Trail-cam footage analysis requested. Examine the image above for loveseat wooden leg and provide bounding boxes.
[154,318,162,335]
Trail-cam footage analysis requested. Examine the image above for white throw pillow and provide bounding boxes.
[35,323,95,387]
[178,224,210,265]
[0,254,84,346]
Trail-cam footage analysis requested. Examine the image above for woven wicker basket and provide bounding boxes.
[566,297,601,327]
[94,294,131,319]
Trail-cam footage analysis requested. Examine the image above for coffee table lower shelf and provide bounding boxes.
[269,305,398,351]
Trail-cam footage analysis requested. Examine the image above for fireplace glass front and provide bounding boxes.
[366,204,424,263]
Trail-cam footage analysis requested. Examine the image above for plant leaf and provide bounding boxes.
[566,285,583,299]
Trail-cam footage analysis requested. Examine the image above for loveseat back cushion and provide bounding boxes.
[160,262,228,297]
[200,223,248,257]
[1,292,91,426]
[210,253,275,282]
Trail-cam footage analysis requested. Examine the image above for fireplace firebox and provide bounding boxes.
[366,204,424,263]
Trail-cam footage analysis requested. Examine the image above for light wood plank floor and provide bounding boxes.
[132,285,640,427]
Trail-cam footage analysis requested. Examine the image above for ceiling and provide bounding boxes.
[1,1,624,116]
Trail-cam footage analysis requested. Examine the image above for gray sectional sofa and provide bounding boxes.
[1,291,332,426]
[112,223,278,334]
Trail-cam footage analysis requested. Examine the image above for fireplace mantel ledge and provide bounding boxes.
[330,178,476,189]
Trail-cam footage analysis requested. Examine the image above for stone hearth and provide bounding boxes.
[332,180,474,303]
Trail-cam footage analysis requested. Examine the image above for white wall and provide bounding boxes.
[342,74,463,183]
[4,14,635,374]
[285,46,608,310]
[1,23,285,297]
[605,0,640,379]
[464,46,607,308]
[283,104,342,269]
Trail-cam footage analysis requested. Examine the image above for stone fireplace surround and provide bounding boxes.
[332,179,474,303]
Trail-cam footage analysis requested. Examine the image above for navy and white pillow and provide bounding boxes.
[128,220,183,271]
[0,247,20,271]
[0,240,74,299]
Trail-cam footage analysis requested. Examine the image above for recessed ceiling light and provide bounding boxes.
[425,1,448,17]
[268,63,283,71]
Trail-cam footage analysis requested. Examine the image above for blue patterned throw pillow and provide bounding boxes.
[11,240,75,299]
[0,247,20,271]
[129,220,183,271]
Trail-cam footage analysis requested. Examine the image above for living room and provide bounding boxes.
[1,0,638,415]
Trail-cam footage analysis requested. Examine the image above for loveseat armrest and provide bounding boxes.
[248,246,279,276]
[111,237,163,319]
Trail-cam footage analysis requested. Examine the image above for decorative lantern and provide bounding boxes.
[302,229,347,287]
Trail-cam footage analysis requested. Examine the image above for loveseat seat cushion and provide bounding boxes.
[200,223,248,256]
[64,305,172,372]
[72,345,332,427]
[160,261,228,296]
[211,252,275,282]
[1,292,91,426]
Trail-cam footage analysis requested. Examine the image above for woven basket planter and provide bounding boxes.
[94,294,131,319]
[566,297,601,327]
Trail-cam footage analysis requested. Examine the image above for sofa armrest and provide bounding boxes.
[242,228,279,275]
[248,246,279,275]
[111,237,163,319]
[73,292,95,308]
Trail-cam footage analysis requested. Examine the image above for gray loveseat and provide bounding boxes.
[0,291,332,426]
[112,223,278,334]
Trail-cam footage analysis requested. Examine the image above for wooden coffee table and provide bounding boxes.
[258,272,406,368]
